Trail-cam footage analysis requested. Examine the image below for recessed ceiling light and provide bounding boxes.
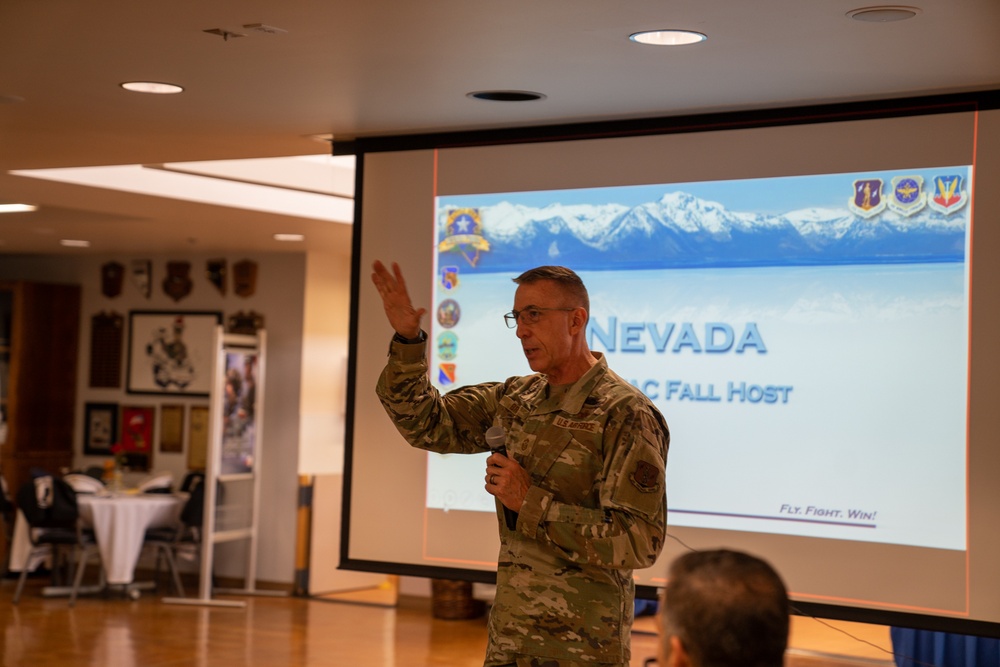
[0,203,37,213]
[629,30,707,46]
[273,233,305,242]
[120,81,185,94]
[60,239,91,248]
[467,90,546,102]
[847,6,920,22]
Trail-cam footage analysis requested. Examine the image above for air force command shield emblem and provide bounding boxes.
[887,176,926,217]
[927,175,968,215]
[848,179,886,218]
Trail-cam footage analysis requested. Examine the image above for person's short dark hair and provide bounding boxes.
[662,549,789,667]
[512,265,590,319]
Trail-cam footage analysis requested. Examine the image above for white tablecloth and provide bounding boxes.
[79,494,185,584]
[10,493,186,585]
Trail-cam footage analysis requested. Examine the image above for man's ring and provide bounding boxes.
[491,474,498,485]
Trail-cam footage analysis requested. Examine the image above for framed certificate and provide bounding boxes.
[159,404,185,453]
[187,405,210,470]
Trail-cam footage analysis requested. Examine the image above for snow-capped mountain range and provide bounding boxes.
[439,191,967,272]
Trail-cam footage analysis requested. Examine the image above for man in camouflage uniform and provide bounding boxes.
[372,261,669,667]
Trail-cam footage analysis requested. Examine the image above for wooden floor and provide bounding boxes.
[0,573,896,667]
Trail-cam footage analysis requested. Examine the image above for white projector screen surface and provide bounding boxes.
[344,102,1000,632]
[430,167,970,554]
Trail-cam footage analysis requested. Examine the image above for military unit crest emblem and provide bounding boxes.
[887,176,926,217]
[438,208,490,267]
[850,173,968,219]
[436,299,461,329]
[927,175,969,215]
[437,331,458,361]
[848,179,886,218]
[438,363,456,386]
[440,265,460,291]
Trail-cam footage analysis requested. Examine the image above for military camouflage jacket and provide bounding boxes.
[377,336,670,665]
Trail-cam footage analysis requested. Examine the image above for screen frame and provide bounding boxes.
[338,89,1000,636]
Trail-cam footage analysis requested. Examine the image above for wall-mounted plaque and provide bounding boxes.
[89,311,123,388]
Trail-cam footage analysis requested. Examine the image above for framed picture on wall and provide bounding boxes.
[83,402,118,455]
[120,404,155,471]
[126,311,222,396]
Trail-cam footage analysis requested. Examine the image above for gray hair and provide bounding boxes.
[512,266,590,318]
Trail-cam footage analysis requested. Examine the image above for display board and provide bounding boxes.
[165,328,267,608]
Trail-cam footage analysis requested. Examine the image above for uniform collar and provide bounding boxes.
[534,352,607,415]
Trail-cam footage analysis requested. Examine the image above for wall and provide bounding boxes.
[299,251,394,593]
[0,251,306,584]
[298,251,351,475]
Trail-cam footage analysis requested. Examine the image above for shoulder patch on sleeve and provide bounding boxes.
[630,460,661,493]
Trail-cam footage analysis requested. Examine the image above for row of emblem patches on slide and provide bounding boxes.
[850,174,968,218]
[101,259,258,301]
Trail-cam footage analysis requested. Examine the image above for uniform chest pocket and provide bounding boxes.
[527,425,602,507]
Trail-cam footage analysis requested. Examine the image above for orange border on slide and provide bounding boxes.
[422,147,502,570]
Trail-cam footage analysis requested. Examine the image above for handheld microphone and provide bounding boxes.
[485,425,519,531]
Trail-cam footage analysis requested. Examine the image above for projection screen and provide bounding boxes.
[341,94,1000,634]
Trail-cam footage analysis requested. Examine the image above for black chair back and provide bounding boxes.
[180,471,206,493]
[180,481,206,528]
[16,476,78,529]
[0,473,14,518]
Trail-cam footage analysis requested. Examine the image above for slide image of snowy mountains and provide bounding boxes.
[441,189,968,272]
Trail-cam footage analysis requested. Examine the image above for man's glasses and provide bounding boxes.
[504,306,576,329]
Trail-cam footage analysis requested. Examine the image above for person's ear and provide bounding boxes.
[667,635,691,667]
[569,307,587,335]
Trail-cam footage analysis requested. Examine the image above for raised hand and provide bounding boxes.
[371,260,426,339]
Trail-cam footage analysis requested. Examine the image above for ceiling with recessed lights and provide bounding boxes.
[0,0,998,256]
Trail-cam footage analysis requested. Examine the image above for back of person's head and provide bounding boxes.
[512,265,590,318]
[659,549,789,667]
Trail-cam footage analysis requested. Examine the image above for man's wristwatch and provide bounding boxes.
[392,330,427,345]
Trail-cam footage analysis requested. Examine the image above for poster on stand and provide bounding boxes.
[219,350,257,475]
